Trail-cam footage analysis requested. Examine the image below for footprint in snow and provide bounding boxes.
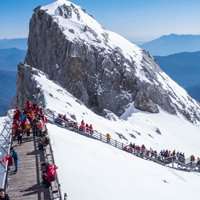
[162,179,169,184]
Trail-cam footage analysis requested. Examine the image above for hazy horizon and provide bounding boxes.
[1,0,200,42]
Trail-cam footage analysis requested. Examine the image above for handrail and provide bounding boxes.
[43,135,63,200]
[49,143,62,200]
[45,109,200,174]
[45,110,68,199]
[3,108,64,199]
[39,111,63,199]
[0,114,13,191]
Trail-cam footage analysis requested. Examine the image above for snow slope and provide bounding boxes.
[32,68,200,157]
[48,124,200,200]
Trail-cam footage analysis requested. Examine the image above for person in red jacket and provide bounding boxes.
[36,119,45,136]
[79,120,85,132]
[4,155,13,170]
[12,121,19,140]
[13,108,20,122]
[32,104,39,114]
[42,163,57,188]
[41,115,48,124]
[81,120,85,126]
[39,107,44,116]
[0,155,13,170]
[24,100,33,112]
[85,124,89,133]
[47,164,57,182]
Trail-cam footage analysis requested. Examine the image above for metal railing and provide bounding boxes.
[0,108,66,199]
[3,108,66,199]
[37,110,66,199]
[0,114,13,191]
[43,135,63,200]
[45,109,200,174]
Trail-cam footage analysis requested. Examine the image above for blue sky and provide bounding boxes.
[1,0,200,42]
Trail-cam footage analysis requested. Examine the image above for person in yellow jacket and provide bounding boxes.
[25,119,31,137]
[106,133,111,143]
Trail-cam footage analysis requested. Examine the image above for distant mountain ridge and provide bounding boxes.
[155,51,200,100]
[141,34,200,56]
[0,70,16,116]
[0,48,26,71]
[0,39,26,115]
[0,38,27,50]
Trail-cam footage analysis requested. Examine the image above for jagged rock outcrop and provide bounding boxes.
[17,63,45,109]
[22,0,200,123]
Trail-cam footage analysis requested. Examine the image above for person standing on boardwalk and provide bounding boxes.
[0,188,10,200]
[10,147,18,173]
[17,129,23,145]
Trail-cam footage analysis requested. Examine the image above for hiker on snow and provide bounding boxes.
[106,133,111,143]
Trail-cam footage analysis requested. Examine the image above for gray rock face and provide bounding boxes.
[22,3,200,123]
[16,63,45,109]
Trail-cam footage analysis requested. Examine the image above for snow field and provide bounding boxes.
[48,123,200,200]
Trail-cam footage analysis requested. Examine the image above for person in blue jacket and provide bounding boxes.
[10,147,18,173]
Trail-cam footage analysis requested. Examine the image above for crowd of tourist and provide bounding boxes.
[55,114,94,135]
[123,143,200,169]
[0,100,59,199]
[55,112,200,171]
[122,144,200,170]
[12,101,47,143]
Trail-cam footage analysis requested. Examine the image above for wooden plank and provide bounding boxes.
[7,136,50,200]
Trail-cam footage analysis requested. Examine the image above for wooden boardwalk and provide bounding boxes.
[7,135,50,200]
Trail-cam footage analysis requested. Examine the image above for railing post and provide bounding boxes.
[172,156,175,168]
[100,133,102,141]
[115,140,117,148]
[53,112,55,121]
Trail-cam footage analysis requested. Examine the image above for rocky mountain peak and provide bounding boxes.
[22,0,200,123]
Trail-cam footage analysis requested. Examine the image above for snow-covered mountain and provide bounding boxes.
[14,1,200,199]
[24,0,200,123]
